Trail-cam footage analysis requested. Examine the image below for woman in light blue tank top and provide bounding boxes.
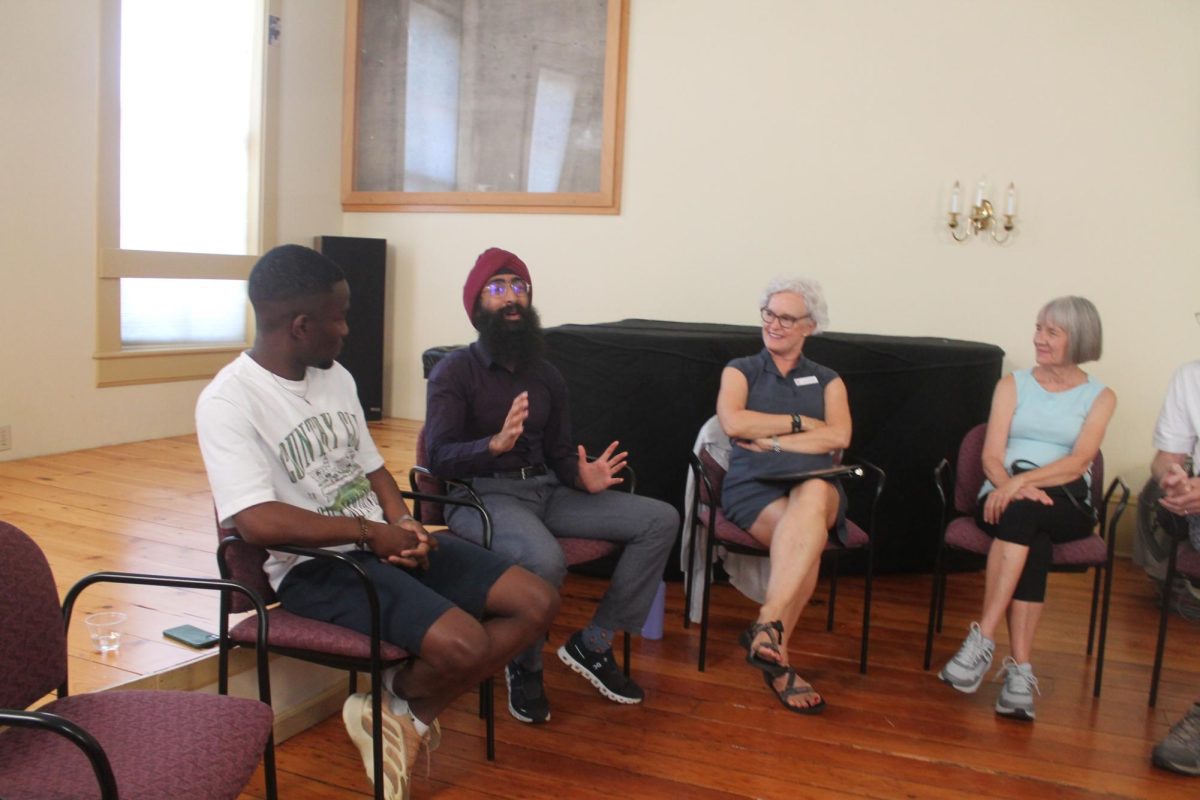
[937,297,1117,722]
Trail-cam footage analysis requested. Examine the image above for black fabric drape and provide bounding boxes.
[425,319,1003,575]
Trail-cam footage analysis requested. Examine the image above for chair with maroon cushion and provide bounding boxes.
[1149,510,1200,707]
[0,520,276,800]
[410,425,634,676]
[922,423,1131,697]
[684,447,885,674]
[215,486,497,795]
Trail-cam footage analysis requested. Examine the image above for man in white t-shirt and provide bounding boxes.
[1149,359,1200,776]
[197,244,556,799]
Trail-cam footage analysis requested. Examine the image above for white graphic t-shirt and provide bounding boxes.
[196,352,386,589]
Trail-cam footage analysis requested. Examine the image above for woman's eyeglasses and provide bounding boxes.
[760,307,810,329]
[482,278,530,298]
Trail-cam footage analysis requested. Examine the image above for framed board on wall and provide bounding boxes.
[342,0,628,214]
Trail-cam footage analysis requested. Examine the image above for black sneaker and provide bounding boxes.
[505,662,550,724]
[556,631,644,704]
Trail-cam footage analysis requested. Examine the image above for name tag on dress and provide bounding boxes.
[794,376,819,387]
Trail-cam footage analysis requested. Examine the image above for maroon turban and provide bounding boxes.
[462,247,532,327]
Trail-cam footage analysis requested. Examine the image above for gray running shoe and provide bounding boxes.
[1152,703,1200,776]
[938,622,995,694]
[994,657,1039,721]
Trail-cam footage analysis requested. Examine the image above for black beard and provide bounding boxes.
[475,304,545,368]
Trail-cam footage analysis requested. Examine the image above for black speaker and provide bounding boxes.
[314,235,387,421]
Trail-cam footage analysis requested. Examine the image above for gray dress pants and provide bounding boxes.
[446,472,678,670]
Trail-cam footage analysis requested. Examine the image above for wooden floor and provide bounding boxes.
[2,419,1198,799]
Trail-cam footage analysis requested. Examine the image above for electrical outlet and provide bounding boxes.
[0,425,10,451]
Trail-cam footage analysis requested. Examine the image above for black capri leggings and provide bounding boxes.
[975,495,1095,602]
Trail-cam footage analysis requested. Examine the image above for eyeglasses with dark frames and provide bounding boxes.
[760,307,810,329]
[482,278,531,298]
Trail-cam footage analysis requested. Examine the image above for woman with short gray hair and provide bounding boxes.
[937,295,1116,722]
[716,277,850,714]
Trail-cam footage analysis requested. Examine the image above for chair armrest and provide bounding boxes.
[0,708,117,800]
[932,457,952,538]
[219,535,405,682]
[408,466,493,543]
[401,489,493,550]
[855,455,886,498]
[61,572,272,706]
[1100,477,1132,561]
[840,458,886,540]
[687,451,714,505]
[409,465,482,515]
[1102,477,1131,529]
[407,465,432,517]
[755,464,865,483]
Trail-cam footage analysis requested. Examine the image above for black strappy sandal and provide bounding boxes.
[764,667,826,715]
[739,620,787,677]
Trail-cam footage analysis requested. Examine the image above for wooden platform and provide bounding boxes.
[2,420,1198,798]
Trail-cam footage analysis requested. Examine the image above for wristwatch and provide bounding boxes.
[771,435,782,453]
[791,413,803,433]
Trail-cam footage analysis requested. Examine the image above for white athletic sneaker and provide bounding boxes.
[994,657,1039,721]
[938,622,995,694]
[342,692,411,800]
[1152,703,1200,775]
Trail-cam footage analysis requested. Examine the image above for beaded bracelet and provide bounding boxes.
[354,515,370,550]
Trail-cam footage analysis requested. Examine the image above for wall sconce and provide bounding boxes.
[948,179,1016,244]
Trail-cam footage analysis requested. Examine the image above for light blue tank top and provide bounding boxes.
[980,369,1106,497]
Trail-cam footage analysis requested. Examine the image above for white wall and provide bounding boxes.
[0,1,345,461]
[3,0,1198,492]
[344,0,1200,488]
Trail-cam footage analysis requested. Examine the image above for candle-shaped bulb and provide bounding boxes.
[975,178,985,207]
[950,181,961,213]
[1005,182,1016,215]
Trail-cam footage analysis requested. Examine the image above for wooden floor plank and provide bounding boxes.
[2,422,1197,798]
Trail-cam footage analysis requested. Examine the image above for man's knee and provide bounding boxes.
[626,498,679,548]
[518,570,560,628]
[649,502,680,540]
[647,510,679,559]
[419,615,490,679]
[487,565,560,627]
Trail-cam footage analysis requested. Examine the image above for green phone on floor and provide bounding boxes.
[163,624,220,649]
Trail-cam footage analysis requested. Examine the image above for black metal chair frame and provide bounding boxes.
[0,572,277,800]
[923,447,1131,698]
[1149,509,1200,707]
[215,489,494,800]
[683,451,885,674]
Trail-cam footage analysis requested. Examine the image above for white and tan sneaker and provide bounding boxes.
[342,692,410,799]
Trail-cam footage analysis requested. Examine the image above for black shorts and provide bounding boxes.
[276,533,513,655]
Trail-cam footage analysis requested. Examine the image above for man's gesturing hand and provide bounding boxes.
[489,391,529,456]
[576,440,628,494]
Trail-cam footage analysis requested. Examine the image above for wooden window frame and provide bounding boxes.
[95,0,276,387]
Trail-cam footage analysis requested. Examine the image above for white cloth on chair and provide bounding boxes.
[681,415,771,623]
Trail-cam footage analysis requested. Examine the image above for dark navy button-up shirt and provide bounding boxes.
[424,342,579,485]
